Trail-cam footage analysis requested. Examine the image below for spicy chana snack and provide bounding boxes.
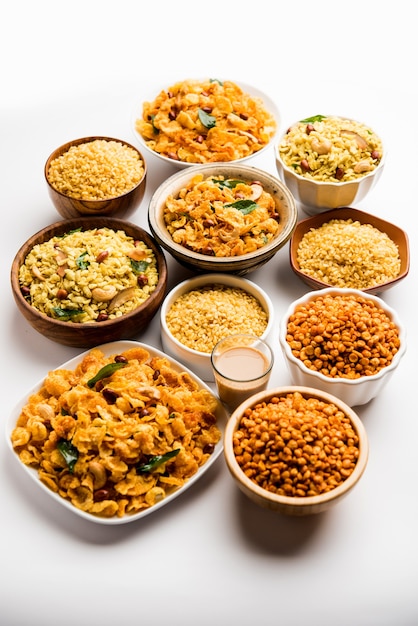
[163,173,282,256]
[10,346,222,519]
[135,78,277,163]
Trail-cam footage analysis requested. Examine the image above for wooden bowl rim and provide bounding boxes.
[11,216,167,330]
[289,207,410,293]
[224,385,369,509]
[44,136,147,203]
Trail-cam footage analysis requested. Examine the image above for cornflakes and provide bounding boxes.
[135,79,277,163]
[164,173,282,256]
[10,346,222,519]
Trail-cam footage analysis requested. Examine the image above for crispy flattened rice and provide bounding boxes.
[19,227,159,322]
[279,115,383,182]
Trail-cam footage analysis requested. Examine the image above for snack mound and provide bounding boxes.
[163,173,282,256]
[10,346,222,519]
[279,115,383,182]
[19,227,159,322]
[135,78,277,163]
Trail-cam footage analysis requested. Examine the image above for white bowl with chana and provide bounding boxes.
[45,136,147,219]
[290,207,410,294]
[160,273,274,382]
[148,163,298,275]
[133,78,280,168]
[275,114,385,215]
[223,386,369,516]
[279,288,406,407]
[11,217,168,348]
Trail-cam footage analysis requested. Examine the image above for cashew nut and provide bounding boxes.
[31,265,45,281]
[88,461,107,489]
[311,137,332,155]
[353,160,373,174]
[91,285,118,302]
[37,403,55,422]
[136,385,161,400]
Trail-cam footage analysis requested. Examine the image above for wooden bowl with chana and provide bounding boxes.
[224,386,369,516]
[279,287,406,407]
[289,207,410,294]
[45,136,147,219]
[11,217,168,348]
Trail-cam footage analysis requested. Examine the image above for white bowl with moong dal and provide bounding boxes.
[276,115,385,215]
[160,273,274,382]
[289,207,409,294]
[279,288,406,407]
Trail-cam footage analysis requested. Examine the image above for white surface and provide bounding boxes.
[1,2,417,625]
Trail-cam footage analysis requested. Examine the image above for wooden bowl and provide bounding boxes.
[224,386,369,516]
[45,136,147,219]
[11,217,167,348]
[148,163,297,275]
[289,207,410,294]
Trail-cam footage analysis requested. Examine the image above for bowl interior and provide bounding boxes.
[11,217,167,348]
[290,207,410,294]
[45,136,147,218]
[224,386,369,515]
[148,163,297,272]
[160,273,275,381]
[132,79,280,169]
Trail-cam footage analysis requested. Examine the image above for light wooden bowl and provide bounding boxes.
[289,207,410,294]
[45,136,147,219]
[224,386,369,516]
[11,217,167,348]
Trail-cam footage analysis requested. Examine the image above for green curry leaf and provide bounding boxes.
[225,199,258,215]
[198,109,216,129]
[136,449,180,474]
[130,259,150,274]
[212,178,244,189]
[299,114,327,124]
[57,439,79,473]
[52,307,84,321]
[87,362,128,388]
[76,251,89,270]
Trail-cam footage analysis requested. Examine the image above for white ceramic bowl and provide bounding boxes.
[160,273,274,381]
[224,385,369,516]
[133,79,280,169]
[275,115,385,215]
[148,163,297,275]
[279,288,406,406]
[7,341,228,525]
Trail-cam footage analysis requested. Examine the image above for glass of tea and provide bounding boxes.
[211,334,274,411]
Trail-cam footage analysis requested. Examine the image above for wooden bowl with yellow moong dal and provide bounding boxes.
[45,136,147,219]
[289,207,410,294]
[148,163,297,275]
[11,217,167,348]
[276,115,385,215]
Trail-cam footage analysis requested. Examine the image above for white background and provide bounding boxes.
[1,2,417,625]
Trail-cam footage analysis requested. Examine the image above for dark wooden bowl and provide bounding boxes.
[289,207,410,294]
[11,217,168,348]
[44,137,147,219]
